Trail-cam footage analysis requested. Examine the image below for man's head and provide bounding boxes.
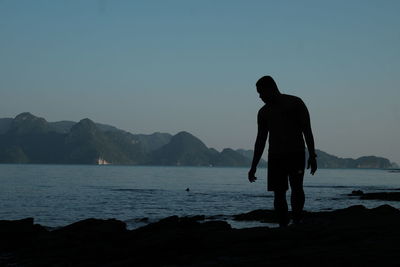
[256,76,280,103]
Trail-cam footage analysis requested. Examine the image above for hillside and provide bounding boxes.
[310,150,394,169]
[0,112,396,168]
[0,113,252,167]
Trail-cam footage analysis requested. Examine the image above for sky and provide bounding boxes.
[1,0,400,164]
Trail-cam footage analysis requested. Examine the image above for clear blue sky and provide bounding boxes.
[1,0,400,163]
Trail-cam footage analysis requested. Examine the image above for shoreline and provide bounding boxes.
[1,204,400,266]
[1,163,398,170]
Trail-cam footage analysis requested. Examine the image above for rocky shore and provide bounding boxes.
[1,204,400,266]
[349,190,400,201]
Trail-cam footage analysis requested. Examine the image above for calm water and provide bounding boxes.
[0,164,399,229]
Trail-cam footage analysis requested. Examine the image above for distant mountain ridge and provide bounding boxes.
[309,150,395,169]
[0,113,251,166]
[0,112,396,169]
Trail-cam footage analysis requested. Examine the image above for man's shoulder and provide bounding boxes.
[257,105,269,119]
[258,104,269,114]
[282,94,303,103]
[282,94,306,109]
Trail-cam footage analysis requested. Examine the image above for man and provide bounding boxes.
[248,76,317,227]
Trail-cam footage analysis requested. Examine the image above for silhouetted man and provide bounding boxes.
[248,76,317,227]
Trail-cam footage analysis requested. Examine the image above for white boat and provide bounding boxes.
[97,157,110,165]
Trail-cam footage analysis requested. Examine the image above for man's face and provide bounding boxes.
[257,87,276,104]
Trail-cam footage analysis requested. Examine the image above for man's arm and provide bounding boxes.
[248,110,268,182]
[300,100,317,175]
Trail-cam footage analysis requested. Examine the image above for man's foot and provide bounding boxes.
[278,217,290,228]
[292,218,303,225]
[292,211,304,225]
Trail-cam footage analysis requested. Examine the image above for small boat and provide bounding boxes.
[97,157,110,165]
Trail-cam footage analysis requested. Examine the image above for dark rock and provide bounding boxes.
[0,218,33,233]
[137,217,149,222]
[137,215,213,233]
[233,209,276,222]
[2,206,400,266]
[332,204,367,214]
[0,218,48,251]
[349,191,400,201]
[182,215,206,221]
[201,220,231,230]
[233,209,289,223]
[360,192,400,201]
[371,204,400,214]
[350,190,364,196]
[0,217,47,234]
[54,218,127,235]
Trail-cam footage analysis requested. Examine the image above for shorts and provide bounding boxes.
[267,152,306,192]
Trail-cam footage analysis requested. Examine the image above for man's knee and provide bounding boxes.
[289,177,304,192]
[274,190,286,202]
[274,190,286,196]
[292,187,304,195]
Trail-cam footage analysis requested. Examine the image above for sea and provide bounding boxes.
[0,164,399,229]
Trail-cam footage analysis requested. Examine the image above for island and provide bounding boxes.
[0,112,397,168]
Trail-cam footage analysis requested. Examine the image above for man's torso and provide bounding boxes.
[259,94,306,157]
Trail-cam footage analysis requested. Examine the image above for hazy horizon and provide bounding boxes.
[1,1,400,164]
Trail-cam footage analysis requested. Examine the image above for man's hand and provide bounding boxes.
[307,157,317,175]
[248,168,257,183]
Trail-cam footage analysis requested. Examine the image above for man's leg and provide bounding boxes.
[274,190,289,227]
[289,172,305,223]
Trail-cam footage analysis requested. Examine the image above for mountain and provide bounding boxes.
[0,118,12,134]
[0,114,125,135]
[49,120,121,134]
[0,113,65,163]
[59,118,149,164]
[0,112,397,168]
[239,148,394,169]
[236,149,267,167]
[132,132,172,153]
[49,121,76,134]
[213,148,252,167]
[65,118,113,164]
[150,131,216,166]
[0,114,147,164]
[8,112,50,135]
[149,132,252,167]
[310,150,394,169]
[0,113,251,166]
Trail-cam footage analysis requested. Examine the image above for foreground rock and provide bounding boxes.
[1,205,400,266]
[349,190,400,201]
